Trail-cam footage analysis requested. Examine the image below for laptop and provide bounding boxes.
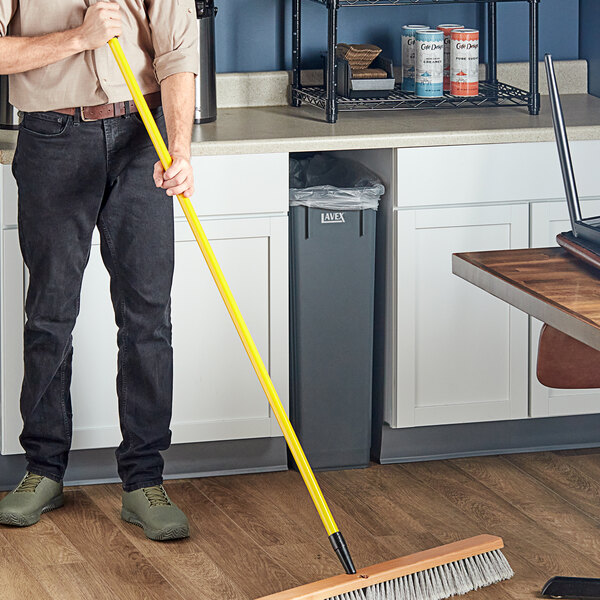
[546,53,600,267]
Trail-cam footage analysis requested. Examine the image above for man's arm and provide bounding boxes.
[153,72,195,199]
[0,2,121,75]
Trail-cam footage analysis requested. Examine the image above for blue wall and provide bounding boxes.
[214,0,579,73]
[580,0,600,96]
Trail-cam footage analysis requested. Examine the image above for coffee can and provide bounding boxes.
[437,24,464,91]
[401,24,429,92]
[415,29,444,98]
[450,29,479,97]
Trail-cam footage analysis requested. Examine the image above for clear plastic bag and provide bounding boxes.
[289,154,385,210]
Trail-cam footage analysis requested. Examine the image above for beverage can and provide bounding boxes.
[401,24,429,92]
[415,29,444,98]
[450,29,479,97]
[437,24,464,91]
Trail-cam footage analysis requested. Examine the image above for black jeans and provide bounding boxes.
[12,107,174,492]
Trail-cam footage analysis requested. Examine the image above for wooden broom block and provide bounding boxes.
[256,535,505,600]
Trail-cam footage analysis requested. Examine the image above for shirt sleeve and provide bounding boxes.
[0,0,17,37]
[145,0,199,84]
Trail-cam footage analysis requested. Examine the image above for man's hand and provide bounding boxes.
[77,2,122,51]
[0,1,122,75]
[153,155,195,199]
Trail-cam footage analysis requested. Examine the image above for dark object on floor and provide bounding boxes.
[542,576,600,599]
[537,323,600,389]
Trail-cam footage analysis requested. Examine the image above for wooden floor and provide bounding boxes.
[2,449,600,599]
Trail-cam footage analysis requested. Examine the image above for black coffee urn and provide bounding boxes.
[0,75,19,129]
[195,0,217,124]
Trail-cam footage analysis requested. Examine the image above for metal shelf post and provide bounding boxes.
[326,0,339,122]
[487,2,498,84]
[292,0,302,106]
[529,0,540,115]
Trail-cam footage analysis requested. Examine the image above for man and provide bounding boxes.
[0,0,198,541]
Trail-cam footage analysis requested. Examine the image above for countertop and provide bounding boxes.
[2,93,600,163]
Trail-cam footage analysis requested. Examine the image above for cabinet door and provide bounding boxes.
[1,229,26,454]
[391,204,529,428]
[1,230,122,454]
[1,217,288,455]
[169,216,288,443]
[530,199,600,418]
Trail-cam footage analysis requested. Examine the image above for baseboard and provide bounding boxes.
[376,414,600,464]
[0,436,288,491]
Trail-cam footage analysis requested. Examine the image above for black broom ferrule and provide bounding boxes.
[329,531,356,575]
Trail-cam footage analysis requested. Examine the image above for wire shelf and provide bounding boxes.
[292,81,530,112]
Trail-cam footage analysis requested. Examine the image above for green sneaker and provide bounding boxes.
[0,472,64,527]
[121,484,189,541]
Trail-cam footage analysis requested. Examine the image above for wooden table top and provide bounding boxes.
[452,247,600,352]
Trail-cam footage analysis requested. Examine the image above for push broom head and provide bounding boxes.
[257,535,513,600]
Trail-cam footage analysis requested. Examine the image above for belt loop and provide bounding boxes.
[124,101,131,118]
[73,107,81,126]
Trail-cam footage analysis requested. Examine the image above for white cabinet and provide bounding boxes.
[529,199,600,418]
[389,204,529,428]
[1,228,25,454]
[1,156,289,455]
[379,140,600,429]
[395,141,600,207]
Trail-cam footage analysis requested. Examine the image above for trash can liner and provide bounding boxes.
[289,155,385,210]
[290,185,382,210]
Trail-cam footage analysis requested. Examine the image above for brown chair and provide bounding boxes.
[537,324,600,389]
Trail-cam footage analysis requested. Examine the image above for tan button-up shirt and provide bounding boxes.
[0,0,199,112]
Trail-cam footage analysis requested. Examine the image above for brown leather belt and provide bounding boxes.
[54,91,161,121]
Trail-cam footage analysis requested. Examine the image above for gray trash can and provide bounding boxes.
[289,154,384,470]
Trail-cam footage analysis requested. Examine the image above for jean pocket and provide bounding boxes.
[21,112,70,137]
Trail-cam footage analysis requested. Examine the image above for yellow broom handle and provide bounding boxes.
[108,38,339,536]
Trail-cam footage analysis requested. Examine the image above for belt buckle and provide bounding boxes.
[79,106,97,122]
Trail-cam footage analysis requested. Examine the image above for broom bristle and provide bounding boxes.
[257,535,513,600]
[330,549,514,600]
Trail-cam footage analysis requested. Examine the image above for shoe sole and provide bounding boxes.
[0,494,64,527]
[121,508,190,541]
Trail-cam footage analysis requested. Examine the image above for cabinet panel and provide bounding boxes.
[392,204,529,428]
[530,199,600,418]
[170,217,288,443]
[1,165,18,229]
[1,229,26,454]
[1,216,288,454]
[179,153,289,219]
[396,141,600,208]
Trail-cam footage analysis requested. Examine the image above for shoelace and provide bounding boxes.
[15,472,44,493]
[143,485,171,507]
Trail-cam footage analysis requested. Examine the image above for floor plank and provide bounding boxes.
[456,456,600,566]
[167,480,301,599]
[1,451,599,599]
[507,451,600,521]
[405,459,600,580]
[47,489,184,600]
[0,544,53,600]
